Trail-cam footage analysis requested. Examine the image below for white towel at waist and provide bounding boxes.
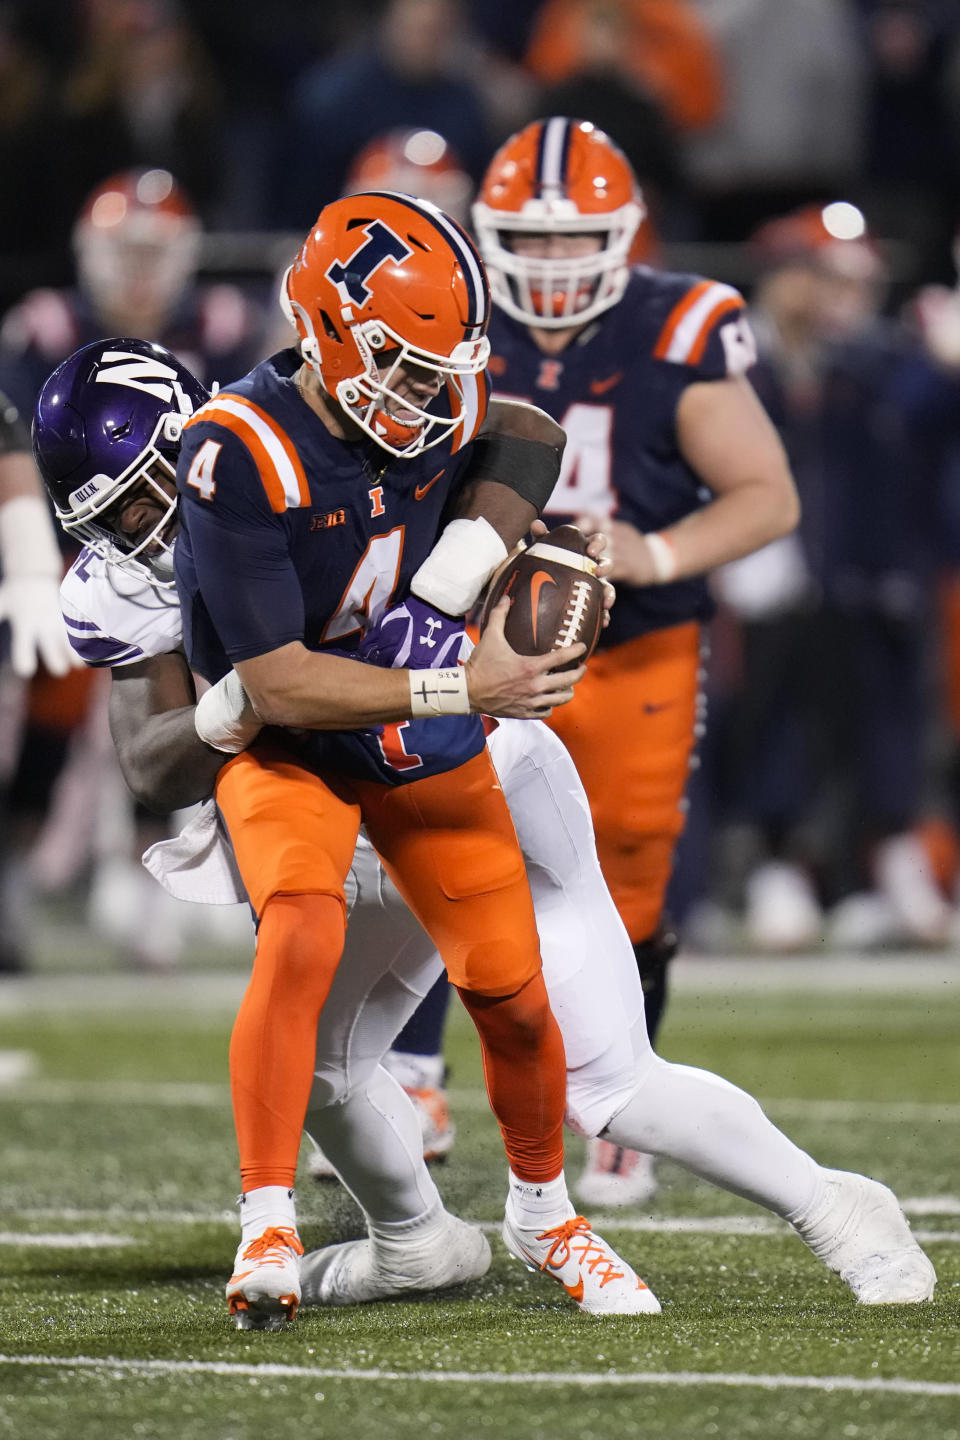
[142,799,247,905]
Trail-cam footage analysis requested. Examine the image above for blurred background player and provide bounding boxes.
[710,202,951,952]
[0,165,270,971]
[374,116,800,1210]
[0,389,76,972]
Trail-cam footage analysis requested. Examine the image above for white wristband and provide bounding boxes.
[644,531,678,584]
[411,516,508,616]
[0,495,63,578]
[408,666,470,717]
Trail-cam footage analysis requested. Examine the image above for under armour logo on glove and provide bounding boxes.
[358,597,470,670]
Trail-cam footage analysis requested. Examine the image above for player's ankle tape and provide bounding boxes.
[408,667,470,717]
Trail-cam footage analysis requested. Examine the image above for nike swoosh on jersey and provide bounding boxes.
[529,570,558,649]
[589,371,623,396]
[414,470,444,501]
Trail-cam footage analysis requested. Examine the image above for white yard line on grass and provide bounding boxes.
[5,1208,960,1245]
[6,1078,960,1128]
[0,1232,135,1248]
[0,1354,957,1396]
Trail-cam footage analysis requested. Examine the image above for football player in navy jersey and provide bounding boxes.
[173,189,672,1327]
[465,117,800,1206]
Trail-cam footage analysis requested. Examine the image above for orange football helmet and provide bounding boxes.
[473,117,645,329]
[73,168,201,325]
[344,128,474,227]
[281,191,490,457]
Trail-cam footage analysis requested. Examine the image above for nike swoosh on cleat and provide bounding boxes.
[563,1278,585,1302]
[589,371,623,396]
[415,470,444,501]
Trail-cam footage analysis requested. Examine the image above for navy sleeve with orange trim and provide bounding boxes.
[175,417,306,679]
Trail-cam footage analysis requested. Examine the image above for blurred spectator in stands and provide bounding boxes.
[688,0,867,241]
[522,0,703,240]
[853,0,960,282]
[38,0,225,282]
[0,165,270,972]
[274,0,496,230]
[709,203,950,951]
[0,5,60,315]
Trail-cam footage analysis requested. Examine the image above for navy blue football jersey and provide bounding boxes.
[174,347,490,784]
[487,266,757,647]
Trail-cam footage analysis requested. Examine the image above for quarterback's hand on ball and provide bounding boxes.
[358,597,468,670]
[465,596,586,719]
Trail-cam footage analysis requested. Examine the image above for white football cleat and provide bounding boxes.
[575,1139,657,1209]
[502,1210,661,1315]
[300,1212,490,1305]
[793,1169,936,1304]
[745,861,823,952]
[226,1225,304,1330]
[407,1084,456,1163]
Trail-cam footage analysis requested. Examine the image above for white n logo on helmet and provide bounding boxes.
[95,349,196,415]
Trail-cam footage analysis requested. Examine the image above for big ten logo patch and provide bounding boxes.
[310,508,346,531]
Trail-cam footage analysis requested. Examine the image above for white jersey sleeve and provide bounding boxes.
[60,547,183,668]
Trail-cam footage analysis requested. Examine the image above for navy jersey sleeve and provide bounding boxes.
[176,421,305,663]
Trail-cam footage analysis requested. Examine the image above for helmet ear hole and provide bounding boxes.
[320,310,342,343]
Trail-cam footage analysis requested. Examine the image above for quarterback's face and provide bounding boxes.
[374,348,443,427]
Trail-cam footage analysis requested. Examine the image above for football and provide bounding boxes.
[479,524,605,668]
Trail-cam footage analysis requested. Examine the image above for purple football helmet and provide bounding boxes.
[32,337,209,590]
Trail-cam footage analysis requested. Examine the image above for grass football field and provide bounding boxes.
[0,949,957,1440]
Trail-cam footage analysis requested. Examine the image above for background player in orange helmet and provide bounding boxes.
[176,188,663,1326]
[466,116,799,1207]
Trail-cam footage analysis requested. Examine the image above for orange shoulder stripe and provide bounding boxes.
[185,395,310,513]
[686,295,744,365]
[652,280,713,360]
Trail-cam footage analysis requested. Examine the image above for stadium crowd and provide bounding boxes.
[3,0,960,979]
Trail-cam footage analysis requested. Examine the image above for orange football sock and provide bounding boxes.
[231,892,345,1191]
[458,972,566,1182]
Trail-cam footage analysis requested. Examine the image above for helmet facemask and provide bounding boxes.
[57,412,184,591]
[474,197,644,329]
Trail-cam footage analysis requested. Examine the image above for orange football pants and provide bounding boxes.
[545,621,701,943]
[215,741,565,1189]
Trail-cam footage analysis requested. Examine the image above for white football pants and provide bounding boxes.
[305,720,821,1226]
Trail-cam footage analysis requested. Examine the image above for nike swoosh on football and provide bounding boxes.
[589,371,623,396]
[529,570,558,649]
[414,470,444,501]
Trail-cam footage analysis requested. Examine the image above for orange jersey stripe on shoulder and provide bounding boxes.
[653,280,714,360]
[685,294,744,365]
[185,395,310,512]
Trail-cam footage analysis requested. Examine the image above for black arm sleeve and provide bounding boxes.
[463,432,562,514]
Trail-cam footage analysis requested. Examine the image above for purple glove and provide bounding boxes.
[358,597,469,671]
